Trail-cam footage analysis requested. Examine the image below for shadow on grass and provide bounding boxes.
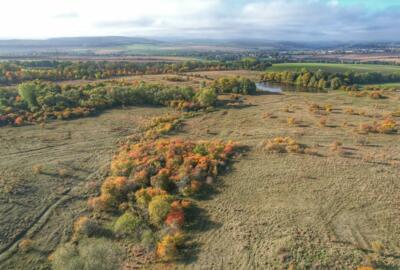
[178,204,222,265]
[177,145,250,265]
[217,99,256,110]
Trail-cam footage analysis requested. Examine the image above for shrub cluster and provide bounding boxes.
[262,137,307,154]
[210,76,257,95]
[347,90,386,99]
[144,115,183,139]
[356,118,398,134]
[88,138,240,260]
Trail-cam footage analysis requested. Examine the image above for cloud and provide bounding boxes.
[53,12,79,19]
[0,0,399,41]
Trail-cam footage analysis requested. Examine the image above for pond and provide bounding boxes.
[256,82,327,93]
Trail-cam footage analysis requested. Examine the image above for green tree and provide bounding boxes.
[195,88,217,107]
[18,82,40,111]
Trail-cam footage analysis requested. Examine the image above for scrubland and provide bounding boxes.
[0,70,400,270]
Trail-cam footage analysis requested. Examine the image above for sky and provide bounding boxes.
[1,0,399,41]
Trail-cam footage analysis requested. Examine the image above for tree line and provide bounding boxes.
[210,76,257,95]
[0,81,218,126]
[0,59,271,85]
[260,69,400,90]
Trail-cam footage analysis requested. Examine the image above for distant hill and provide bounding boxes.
[0,36,162,49]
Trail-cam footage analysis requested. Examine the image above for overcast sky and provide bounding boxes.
[1,0,399,41]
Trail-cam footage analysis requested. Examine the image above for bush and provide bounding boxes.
[73,216,102,238]
[150,168,172,190]
[195,88,217,107]
[165,208,185,228]
[113,212,145,240]
[356,119,397,134]
[98,176,136,210]
[148,195,173,226]
[18,82,39,111]
[376,118,397,134]
[156,232,185,260]
[18,239,33,252]
[51,239,121,270]
[141,229,157,249]
[135,187,167,209]
[262,137,308,154]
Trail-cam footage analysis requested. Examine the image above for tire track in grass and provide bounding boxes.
[0,167,105,263]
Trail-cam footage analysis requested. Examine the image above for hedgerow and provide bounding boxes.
[261,69,400,90]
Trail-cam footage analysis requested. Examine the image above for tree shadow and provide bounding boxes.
[216,99,256,110]
[178,205,222,265]
[177,145,250,265]
[254,90,283,96]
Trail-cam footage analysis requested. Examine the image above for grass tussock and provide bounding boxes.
[318,117,327,127]
[32,164,43,174]
[348,90,386,99]
[18,239,33,253]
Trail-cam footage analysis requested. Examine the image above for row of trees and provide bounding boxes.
[260,69,400,90]
[0,81,218,126]
[0,59,271,85]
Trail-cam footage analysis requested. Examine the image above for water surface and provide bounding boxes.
[256,82,326,93]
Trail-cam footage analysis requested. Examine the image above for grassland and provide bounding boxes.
[0,106,171,269]
[1,70,400,269]
[267,63,400,74]
[364,82,400,89]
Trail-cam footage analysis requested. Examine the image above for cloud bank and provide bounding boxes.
[0,0,399,41]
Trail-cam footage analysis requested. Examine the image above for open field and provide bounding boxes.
[364,83,400,89]
[173,90,400,269]
[1,71,400,269]
[293,53,400,64]
[59,70,263,88]
[0,106,171,269]
[267,63,400,74]
[0,56,195,62]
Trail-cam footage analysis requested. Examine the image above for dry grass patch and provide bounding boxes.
[317,117,328,127]
[261,137,316,155]
[32,164,43,174]
[356,118,398,134]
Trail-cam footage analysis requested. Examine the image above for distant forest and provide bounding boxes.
[0,59,271,85]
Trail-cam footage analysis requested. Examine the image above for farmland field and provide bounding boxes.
[267,63,400,74]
